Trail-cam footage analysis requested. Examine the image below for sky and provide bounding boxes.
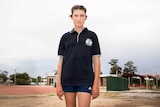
[0,0,160,78]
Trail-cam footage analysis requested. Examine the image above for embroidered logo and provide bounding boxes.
[88,86,92,90]
[85,38,93,46]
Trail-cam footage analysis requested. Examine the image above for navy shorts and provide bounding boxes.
[62,86,92,94]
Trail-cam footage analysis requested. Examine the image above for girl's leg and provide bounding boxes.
[77,92,91,107]
[64,92,76,107]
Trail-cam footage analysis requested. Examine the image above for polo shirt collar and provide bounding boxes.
[69,27,88,34]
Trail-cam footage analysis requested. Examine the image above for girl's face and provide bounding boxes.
[71,9,87,28]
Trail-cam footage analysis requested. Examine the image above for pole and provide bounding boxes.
[128,77,130,87]
[156,74,158,89]
[14,69,16,85]
[140,78,142,88]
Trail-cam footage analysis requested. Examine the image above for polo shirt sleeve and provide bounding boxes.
[92,33,101,56]
[58,35,65,56]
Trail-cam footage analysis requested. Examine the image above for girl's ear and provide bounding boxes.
[69,15,73,20]
[85,15,87,20]
[69,15,72,18]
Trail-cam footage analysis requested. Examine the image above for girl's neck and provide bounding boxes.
[74,26,84,34]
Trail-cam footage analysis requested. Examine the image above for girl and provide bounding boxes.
[56,5,101,107]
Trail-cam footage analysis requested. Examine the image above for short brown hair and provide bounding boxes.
[70,5,87,16]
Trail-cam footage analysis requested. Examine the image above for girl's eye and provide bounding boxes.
[73,14,85,17]
[74,15,78,17]
[81,15,85,17]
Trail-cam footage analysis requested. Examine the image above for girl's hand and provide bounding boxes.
[56,84,64,100]
[92,84,99,100]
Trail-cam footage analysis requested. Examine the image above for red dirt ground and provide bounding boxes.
[1,85,160,107]
[0,85,56,95]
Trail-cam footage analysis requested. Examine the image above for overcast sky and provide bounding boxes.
[0,0,160,78]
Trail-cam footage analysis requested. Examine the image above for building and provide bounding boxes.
[46,71,57,86]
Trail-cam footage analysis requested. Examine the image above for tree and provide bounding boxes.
[108,59,122,74]
[0,70,8,83]
[10,72,30,85]
[31,78,36,82]
[37,76,42,83]
[123,61,137,74]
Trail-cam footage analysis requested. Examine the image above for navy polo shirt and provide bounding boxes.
[58,28,101,86]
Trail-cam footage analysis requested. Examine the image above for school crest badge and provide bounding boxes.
[85,38,93,46]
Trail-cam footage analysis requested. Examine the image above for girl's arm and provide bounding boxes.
[56,56,64,100]
[92,55,101,99]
